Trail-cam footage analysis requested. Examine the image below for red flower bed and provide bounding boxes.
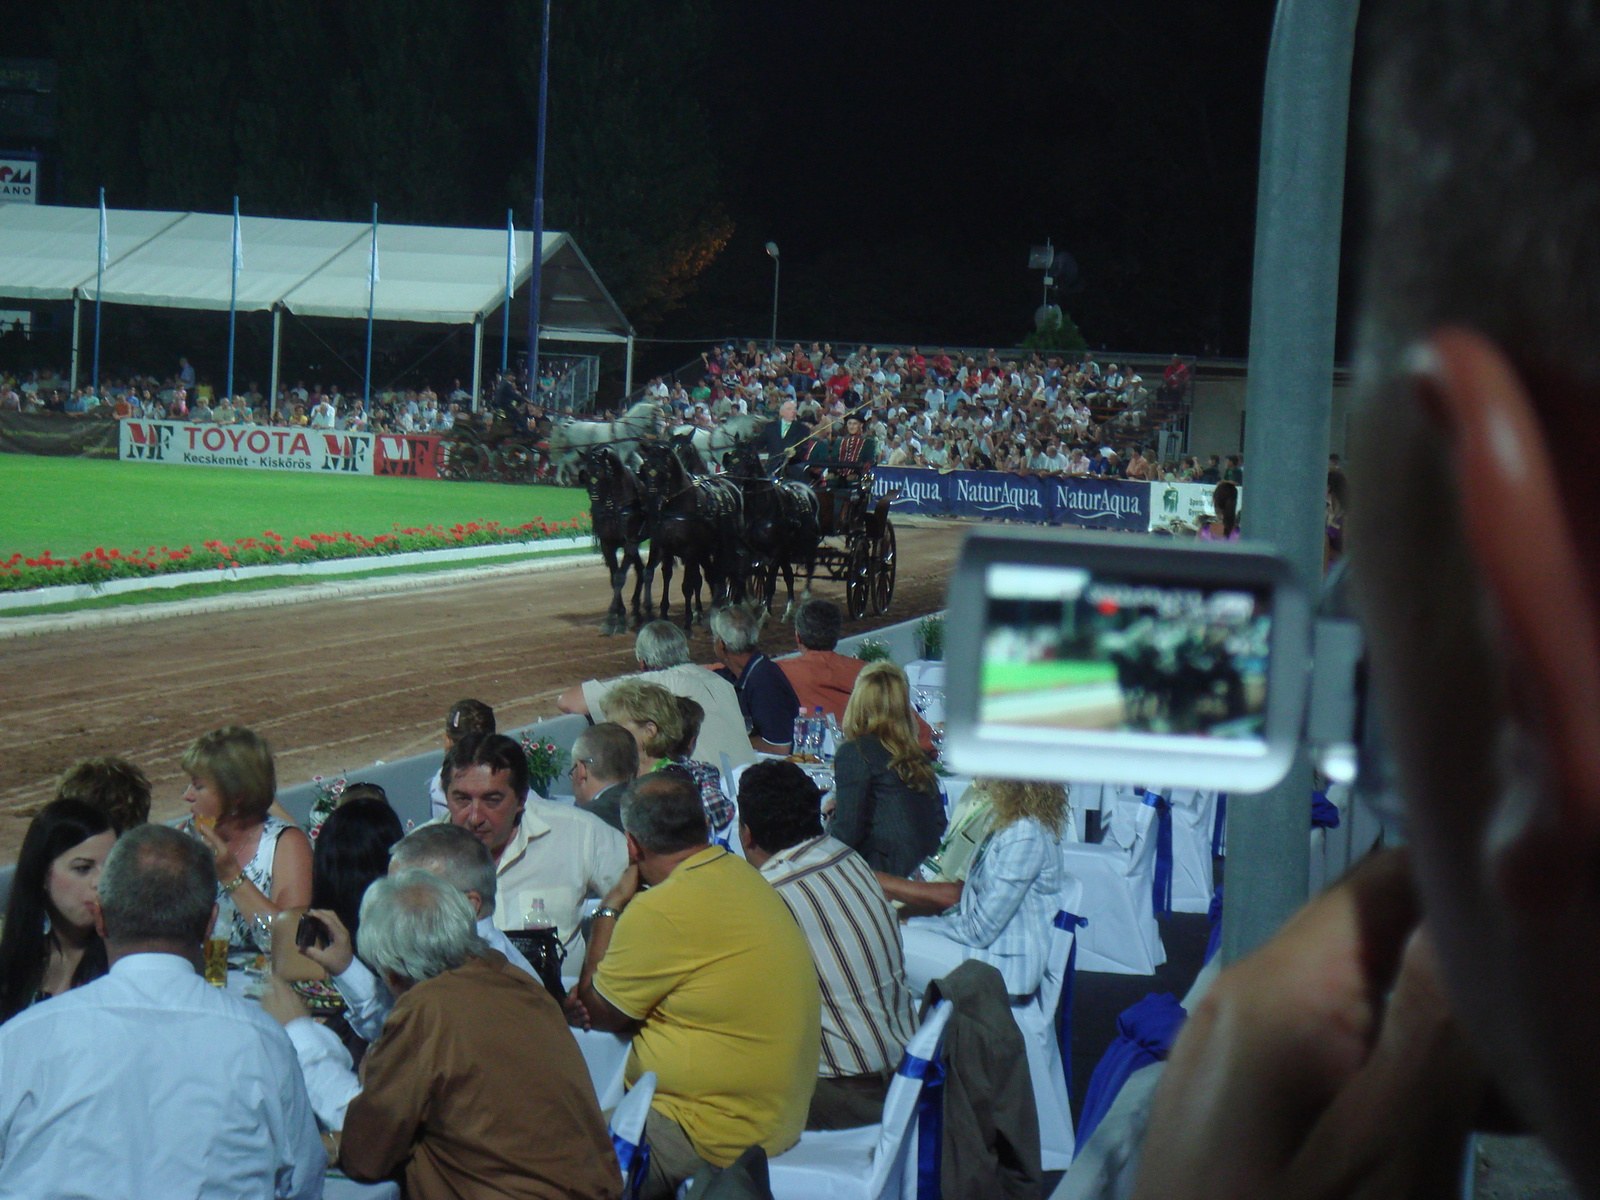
[1,515,592,592]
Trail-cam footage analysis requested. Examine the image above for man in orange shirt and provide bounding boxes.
[778,600,934,751]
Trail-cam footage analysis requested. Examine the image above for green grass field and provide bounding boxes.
[0,456,588,558]
[981,658,1119,696]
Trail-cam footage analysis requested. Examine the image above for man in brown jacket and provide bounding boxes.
[340,870,621,1200]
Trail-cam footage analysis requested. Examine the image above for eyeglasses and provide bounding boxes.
[568,757,594,777]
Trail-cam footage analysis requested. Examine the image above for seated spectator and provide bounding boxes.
[709,605,800,753]
[429,698,496,819]
[437,732,625,961]
[53,755,151,832]
[738,761,918,1130]
[567,773,821,1199]
[560,620,754,769]
[1223,453,1244,484]
[177,726,312,951]
[663,695,736,833]
[0,825,324,1198]
[570,721,640,831]
[277,870,620,1198]
[829,662,947,878]
[0,799,116,1022]
[308,794,404,939]
[877,778,1067,1001]
[1199,453,1222,484]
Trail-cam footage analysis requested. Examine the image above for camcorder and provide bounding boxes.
[944,528,1376,797]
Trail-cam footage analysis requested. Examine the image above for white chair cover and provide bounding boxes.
[1060,805,1166,976]
[767,1001,955,1200]
[574,1028,633,1111]
[323,1178,400,1200]
[610,1071,657,1200]
[1019,877,1085,1171]
[1163,789,1220,914]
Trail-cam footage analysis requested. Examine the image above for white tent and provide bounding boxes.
[0,203,635,403]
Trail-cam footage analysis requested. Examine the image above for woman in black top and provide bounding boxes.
[829,662,947,877]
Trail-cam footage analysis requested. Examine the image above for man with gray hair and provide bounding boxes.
[710,605,801,753]
[302,870,621,1199]
[558,618,753,768]
[0,825,325,1199]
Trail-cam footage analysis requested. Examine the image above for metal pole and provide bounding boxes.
[69,295,80,393]
[226,195,239,404]
[624,334,634,397]
[502,209,514,376]
[1223,0,1359,964]
[268,306,282,418]
[93,187,105,398]
[472,316,484,412]
[527,0,551,403]
[365,202,377,409]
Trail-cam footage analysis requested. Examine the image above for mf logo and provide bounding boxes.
[375,436,426,477]
[124,422,174,461]
[320,434,371,474]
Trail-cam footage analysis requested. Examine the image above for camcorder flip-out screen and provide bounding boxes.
[944,528,1311,793]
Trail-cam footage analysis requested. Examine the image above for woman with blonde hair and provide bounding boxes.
[829,661,946,877]
[177,726,312,951]
[598,680,684,773]
[878,778,1068,1000]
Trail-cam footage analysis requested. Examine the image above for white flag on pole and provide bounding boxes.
[368,228,380,288]
[98,194,109,272]
[507,212,517,293]
[232,208,244,274]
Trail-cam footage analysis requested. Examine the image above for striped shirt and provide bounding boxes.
[759,835,918,1078]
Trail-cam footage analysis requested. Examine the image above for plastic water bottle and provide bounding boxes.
[792,706,809,755]
[807,706,825,759]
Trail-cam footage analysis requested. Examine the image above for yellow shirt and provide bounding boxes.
[595,847,821,1166]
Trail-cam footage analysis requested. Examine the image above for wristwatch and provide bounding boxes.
[593,905,623,922]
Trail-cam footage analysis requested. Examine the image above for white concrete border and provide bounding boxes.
[0,534,593,611]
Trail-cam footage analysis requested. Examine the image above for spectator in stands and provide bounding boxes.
[710,604,801,753]
[53,755,151,833]
[310,395,336,429]
[0,799,115,1023]
[429,698,496,819]
[738,761,918,1130]
[1199,453,1222,484]
[178,727,312,952]
[1223,453,1244,484]
[560,620,755,769]
[281,870,620,1198]
[570,721,639,831]
[438,732,625,961]
[0,824,325,1198]
[829,662,946,877]
[567,772,821,1199]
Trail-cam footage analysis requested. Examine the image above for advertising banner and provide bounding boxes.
[950,471,1054,523]
[0,155,38,204]
[374,433,443,479]
[870,465,950,515]
[119,420,375,474]
[1049,476,1151,532]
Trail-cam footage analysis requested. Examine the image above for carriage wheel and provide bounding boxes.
[871,522,897,616]
[440,441,488,482]
[845,537,874,621]
[499,444,534,484]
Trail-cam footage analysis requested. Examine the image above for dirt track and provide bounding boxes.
[0,521,969,863]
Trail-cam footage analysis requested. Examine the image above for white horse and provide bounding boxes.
[548,400,662,484]
[669,413,767,468]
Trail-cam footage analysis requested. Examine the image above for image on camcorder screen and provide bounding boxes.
[980,565,1271,739]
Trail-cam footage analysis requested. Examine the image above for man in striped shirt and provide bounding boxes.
[737,761,919,1130]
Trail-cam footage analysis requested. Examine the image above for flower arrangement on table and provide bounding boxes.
[853,637,892,664]
[521,733,568,799]
[306,774,348,839]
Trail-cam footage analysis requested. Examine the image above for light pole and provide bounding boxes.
[765,241,780,352]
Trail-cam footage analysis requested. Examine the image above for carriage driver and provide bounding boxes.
[761,399,813,482]
[821,411,877,530]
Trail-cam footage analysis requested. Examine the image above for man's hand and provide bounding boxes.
[602,865,642,913]
[298,908,356,977]
[563,991,593,1030]
[1132,850,1484,1200]
[259,975,312,1027]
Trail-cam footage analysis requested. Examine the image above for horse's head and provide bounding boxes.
[669,430,709,476]
[634,440,679,510]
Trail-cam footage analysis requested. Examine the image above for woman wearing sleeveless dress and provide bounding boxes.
[177,727,312,950]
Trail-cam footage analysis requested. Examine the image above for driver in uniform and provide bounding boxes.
[819,411,877,531]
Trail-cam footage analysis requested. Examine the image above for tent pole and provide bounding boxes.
[69,295,81,393]
[269,306,282,418]
[471,317,484,413]
[625,335,634,398]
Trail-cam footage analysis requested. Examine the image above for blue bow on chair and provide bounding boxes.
[612,1132,650,1200]
[1143,792,1173,916]
[1054,909,1088,1104]
[896,1049,945,1200]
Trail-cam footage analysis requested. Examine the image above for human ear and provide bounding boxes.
[1412,328,1600,836]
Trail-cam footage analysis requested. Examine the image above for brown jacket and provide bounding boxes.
[341,951,621,1200]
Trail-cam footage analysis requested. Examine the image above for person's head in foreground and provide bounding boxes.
[1135,4,1600,1197]
[736,760,822,863]
[357,869,487,996]
[443,698,495,750]
[97,824,218,957]
[310,795,404,937]
[843,661,936,792]
[794,598,843,652]
[599,680,683,765]
[0,799,117,1021]
[441,733,529,861]
[619,772,710,883]
[570,722,641,799]
[634,619,691,670]
[180,726,275,831]
[53,756,151,833]
[387,823,499,921]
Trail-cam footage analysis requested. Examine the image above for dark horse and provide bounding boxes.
[725,443,820,622]
[580,446,647,636]
[634,434,745,630]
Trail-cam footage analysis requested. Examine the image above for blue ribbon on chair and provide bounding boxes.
[1212,793,1228,857]
[896,1051,945,1200]
[1074,993,1188,1158]
[1204,884,1224,965]
[1311,789,1341,829]
[1054,909,1088,1104]
[611,1133,651,1200]
[1144,793,1173,916]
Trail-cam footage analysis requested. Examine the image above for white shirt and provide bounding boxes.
[582,662,756,770]
[0,953,324,1199]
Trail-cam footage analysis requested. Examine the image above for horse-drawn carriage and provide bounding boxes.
[437,413,551,484]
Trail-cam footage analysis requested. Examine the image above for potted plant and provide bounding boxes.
[854,637,892,663]
[916,614,945,661]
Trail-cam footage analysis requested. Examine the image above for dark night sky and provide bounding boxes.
[10,1,1288,381]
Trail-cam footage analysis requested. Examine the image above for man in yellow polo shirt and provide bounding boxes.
[567,771,821,1199]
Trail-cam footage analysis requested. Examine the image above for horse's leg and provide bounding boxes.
[626,543,646,630]
[681,558,701,632]
[601,542,625,635]
[779,557,799,623]
[642,544,660,620]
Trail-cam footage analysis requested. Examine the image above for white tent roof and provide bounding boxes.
[0,203,632,340]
